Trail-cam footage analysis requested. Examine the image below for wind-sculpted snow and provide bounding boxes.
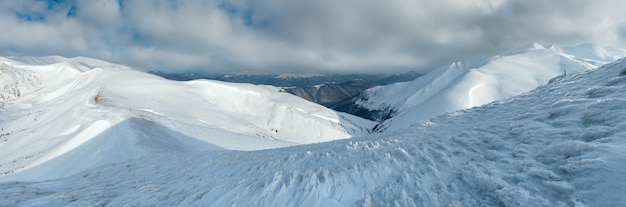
[350,43,626,131]
[2,57,625,206]
[0,56,374,182]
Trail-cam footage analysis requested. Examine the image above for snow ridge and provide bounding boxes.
[2,56,626,206]
[354,43,626,131]
[0,56,374,182]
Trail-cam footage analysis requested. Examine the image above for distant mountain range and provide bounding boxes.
[149,71,386,87]
[150,70,423,107]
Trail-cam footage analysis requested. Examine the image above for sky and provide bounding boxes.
[1,0,626,75]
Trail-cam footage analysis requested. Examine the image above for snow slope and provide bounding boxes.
[562,43,626,64]
[0,56,374,182]
[2,54,626,206]
[353,43,626,131]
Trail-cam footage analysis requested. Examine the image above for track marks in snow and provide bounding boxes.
[467,82,488,108]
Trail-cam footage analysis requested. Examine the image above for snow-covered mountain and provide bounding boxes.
[283,71,423,107]
[337,43,626,131]
[283,79,382,106]
[0,56,375,181]
[2,50,626,206]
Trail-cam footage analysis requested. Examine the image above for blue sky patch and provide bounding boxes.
[217,2,255,27]
[66,4,77,18]
[15,12,46,22]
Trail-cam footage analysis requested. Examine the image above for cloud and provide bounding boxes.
[1,0,625,74]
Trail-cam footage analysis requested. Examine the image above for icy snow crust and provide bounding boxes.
[356,43,626,131]
[2,57,626,205]
[0,56,374,182]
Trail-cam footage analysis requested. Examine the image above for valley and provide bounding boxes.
[1,43,626,206]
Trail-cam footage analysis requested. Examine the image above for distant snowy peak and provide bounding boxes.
[343,43,626,131]
[562,43,626,64]
[503,42,547,55]
[504,42,626,63]
[504,42,626,66]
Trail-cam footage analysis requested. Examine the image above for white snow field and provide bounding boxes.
[355,43,626,131]
[0,56,374,182]
[1,57,626,206]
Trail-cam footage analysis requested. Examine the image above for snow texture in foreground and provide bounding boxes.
[0,56,374,182]
[1,58,626,206]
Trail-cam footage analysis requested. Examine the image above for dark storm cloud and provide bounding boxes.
[1,0,625,74]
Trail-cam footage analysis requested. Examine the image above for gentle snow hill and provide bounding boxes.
[345,43,626,131]
[5,56,133,72]
[0,56,375,182]
[2,55,626,206]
